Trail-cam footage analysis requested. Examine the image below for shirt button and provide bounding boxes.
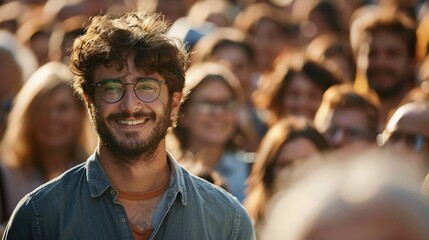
[110,190,115,195]
[121,218,126,223]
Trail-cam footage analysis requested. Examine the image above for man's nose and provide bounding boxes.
[120,86,142,112]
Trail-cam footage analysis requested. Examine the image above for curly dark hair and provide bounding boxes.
[69,12,190,101]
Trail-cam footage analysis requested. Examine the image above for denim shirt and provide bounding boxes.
[2,152,255,240]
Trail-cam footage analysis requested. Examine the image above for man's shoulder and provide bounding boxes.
[25,163,87,203]
[6,163,88,230]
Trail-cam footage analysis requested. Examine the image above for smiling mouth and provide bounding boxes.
[117,118,149,126]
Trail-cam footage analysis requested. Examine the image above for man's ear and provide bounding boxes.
[170,92,183,121]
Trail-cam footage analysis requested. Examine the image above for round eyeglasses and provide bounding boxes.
[93,77,165,103]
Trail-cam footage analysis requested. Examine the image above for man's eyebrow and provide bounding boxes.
[137,76,161,80]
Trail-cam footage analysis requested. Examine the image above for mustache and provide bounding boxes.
[107,111,156,121]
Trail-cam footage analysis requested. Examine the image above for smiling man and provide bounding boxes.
[350,6,417,124]
[2,12,255,240]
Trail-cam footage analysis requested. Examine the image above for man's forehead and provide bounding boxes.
[93,54,152,75]
[93,62,164,82]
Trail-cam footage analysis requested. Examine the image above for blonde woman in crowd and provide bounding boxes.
[167,62,251,202]
[0,61,95,224]
[191,27,267,151]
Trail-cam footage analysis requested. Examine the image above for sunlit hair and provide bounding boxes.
[0,62,93,170]
[170,62,246,155]
[69,12,190,101]
[314,83,381,139]
[244,117,329,227]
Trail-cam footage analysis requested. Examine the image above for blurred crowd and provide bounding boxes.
[0,0,429,239]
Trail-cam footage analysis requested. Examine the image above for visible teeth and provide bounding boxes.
[118,119,146,125]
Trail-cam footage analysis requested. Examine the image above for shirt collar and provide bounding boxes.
[167,151,187,206]
[86,150,188,205]
[86,151,112,198]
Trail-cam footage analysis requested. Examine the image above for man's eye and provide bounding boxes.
[137,84,155,91]
[103,84,121,91]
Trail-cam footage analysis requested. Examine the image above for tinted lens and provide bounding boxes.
[99,80,124,103]
[135,79,161,102]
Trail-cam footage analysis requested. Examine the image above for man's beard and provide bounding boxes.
[367,68,410,99]
[89,101,172,165]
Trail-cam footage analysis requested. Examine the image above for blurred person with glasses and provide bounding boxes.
[3,12,255,240]
[314,83,381,152]
[167,61,252,202]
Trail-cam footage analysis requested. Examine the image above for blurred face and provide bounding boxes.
[360,30,414,99]
[34,86,84,150]
[282,73,324,120]
[252,19,288,72]
[324,108,374,149]
[89,56,181,162]
[181,79,237,148]
[211,46,254,96]
[30,32,50,65]
[273,137,321,191]
[274,137,320,176]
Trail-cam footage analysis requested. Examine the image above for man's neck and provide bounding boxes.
[98,143,171,193]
